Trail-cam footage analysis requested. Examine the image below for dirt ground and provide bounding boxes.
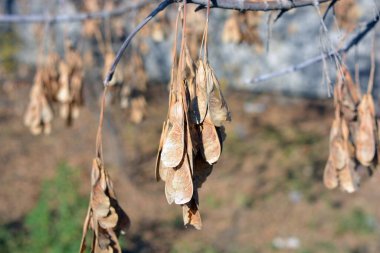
[1,81,380,253]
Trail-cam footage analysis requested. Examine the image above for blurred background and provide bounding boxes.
[0,0,380,252]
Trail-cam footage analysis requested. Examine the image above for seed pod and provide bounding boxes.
[130,96,147,124]
[200,117,221,164]
[324,158,338,189]
[41,96,53,124]
[207,67,230,127]
[165,157,193,205]
[80,158,130,253]
[57,62,71,104]
[156,122,168,181]
[330,136,346,170]
[161,101,185,168]
[182,194,202,230]
[193,60,208,124]
[356,95,376,166]
[339,159,359,193]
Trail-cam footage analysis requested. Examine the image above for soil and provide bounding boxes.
[1,81,380,253]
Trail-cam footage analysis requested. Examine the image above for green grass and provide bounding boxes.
[0,163,88,253]
[336,208,376,235]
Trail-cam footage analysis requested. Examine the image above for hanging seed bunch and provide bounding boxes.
[123,50,148,124]
[102,48,148,124]
[156,3,230,229]
[222,11,263,51]
[57,43,84,124]
[80,90,130,253]
[82,0,103,47]
[24,69,54,135]
[24,51,62,135]
[80,158,130,253]
[324,67,378,192]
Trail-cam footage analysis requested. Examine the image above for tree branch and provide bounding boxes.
[247,12,380,84]
[0,1,152,24]
[188,0,331,11]
[103,0,332,86]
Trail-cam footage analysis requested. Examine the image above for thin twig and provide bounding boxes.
[322,0,338,20]
[103,0,333,86]
[247,12,380,84]
[103,0,175,86]
[189,0,331,11]
[0,0,331,24]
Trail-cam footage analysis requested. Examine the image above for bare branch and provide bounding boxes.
[103,0,333,86]
[188,0,331,11]
[0,1,152,24]
[247,12,380,84]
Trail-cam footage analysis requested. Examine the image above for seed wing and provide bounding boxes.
[208,69,230,127]
[193,60,208,124]
[356,95,376,166]
[165,157,194,205]
[200,117,222,164]
[323,158,338,189]
[161,123,185,168]
[182,195,202,230]
[161,102,185,168]
[155,122,168,181]
[330,137,346,170]
[339,159,359,193]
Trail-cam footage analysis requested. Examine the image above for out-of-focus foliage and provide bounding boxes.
[0,163,88,253]
[0,29,21,76]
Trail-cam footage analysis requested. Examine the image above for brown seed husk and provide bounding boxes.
[155,122,169,181]
[193,60,208,124]
[80,158,130,253]
[356,94,376,166]
[182,195,202,230]
[161,101,185,168]
[164,156,194,205]
[330,136,346,170]
[24,73,54,135]
[200,117,221,164]
[323,158,339,189]
[207,67,230,127]
[338,159,359,193]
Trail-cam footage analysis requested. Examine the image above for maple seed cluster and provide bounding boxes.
[324,68,379,193]
[156,8,230,230]
[24,44,84,135]
[103,50,148,124]
[80,158,130,253]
